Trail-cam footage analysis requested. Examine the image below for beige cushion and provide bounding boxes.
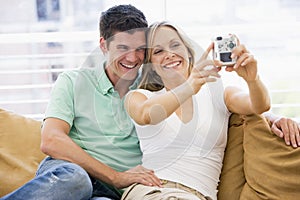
[242,114,300,199]
[218,113,245,200]
[0,109,46,197]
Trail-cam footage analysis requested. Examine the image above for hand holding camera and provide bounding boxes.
[212,34,258,82]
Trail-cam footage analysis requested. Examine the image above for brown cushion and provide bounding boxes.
[218,113,246,200]
[242,114,300,199]
[0,109,46,197]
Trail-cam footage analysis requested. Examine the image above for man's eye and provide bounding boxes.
[117,45,129,51]
[137,47,146,52]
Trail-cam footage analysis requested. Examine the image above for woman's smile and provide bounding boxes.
[163,60,182,69]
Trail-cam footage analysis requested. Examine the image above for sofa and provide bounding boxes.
[1,108,300,199]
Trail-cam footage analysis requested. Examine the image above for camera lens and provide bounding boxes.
[228,42,235,49]
[216,36,222,41]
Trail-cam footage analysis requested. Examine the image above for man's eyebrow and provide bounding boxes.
[116,44,128,47]
[116,44,146,49]
[138,44,147,49]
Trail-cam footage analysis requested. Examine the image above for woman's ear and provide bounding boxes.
[188,51,192,60]
[99,37,108,54]
[188,50,194,64]
[188,56,192,64]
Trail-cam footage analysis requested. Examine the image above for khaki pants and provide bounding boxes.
[121,180,212,200]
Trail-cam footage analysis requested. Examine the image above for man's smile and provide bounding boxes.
[120,62,138,69]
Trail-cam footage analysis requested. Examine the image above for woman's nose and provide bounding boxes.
[165,50,175,59]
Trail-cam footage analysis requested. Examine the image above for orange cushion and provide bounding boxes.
[242,114,300,199]
[218,114,245,200]
[0,109,46,197]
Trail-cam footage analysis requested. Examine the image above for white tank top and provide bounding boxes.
[132,79,231,200]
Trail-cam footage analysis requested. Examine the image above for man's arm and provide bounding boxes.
[263,112,300,148]
[40,117,162,188]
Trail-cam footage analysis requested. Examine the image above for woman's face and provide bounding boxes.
[149,26,191,85]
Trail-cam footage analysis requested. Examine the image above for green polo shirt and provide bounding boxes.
[45,62,142,172]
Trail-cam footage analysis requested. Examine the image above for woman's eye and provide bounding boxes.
[153,49,163,54]
[171,42,180,48]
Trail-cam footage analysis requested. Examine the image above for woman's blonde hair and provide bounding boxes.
[138,21,195,91]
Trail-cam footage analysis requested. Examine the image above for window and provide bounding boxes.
[36,0,60,21]
[0,0,300,120]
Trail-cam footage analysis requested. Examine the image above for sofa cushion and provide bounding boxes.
[242,114,300,199]
[217,113,245,200]
[0,109,46,197]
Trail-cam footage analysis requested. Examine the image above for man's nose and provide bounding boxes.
[125,50,138,62]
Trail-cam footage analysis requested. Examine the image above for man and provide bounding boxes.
[1,5,161,200]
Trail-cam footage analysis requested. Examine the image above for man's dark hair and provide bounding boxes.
[99,4,148,41]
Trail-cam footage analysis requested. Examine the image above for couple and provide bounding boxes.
[1,4,299,200]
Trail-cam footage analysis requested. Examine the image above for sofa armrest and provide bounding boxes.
[0,109,46,197]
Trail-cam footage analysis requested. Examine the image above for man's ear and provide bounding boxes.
[99,37,108,54]
[151,65,156,72]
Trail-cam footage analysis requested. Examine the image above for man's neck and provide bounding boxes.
[105,68,134,98]
[114,79,133,98]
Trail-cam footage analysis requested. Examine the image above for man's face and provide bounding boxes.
[101,30,146,84]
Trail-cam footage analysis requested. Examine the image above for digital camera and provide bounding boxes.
[213,35,237,65]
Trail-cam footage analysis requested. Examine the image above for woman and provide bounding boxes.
[122,21,270,200]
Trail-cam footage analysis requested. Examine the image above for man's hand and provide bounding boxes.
[271,117,300,148]
[112,165,162,189]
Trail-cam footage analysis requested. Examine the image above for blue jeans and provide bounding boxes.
[0,157,122,200]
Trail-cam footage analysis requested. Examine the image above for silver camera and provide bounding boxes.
[213,35,237,65]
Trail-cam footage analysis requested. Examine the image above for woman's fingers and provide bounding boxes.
[194,59,223,71]
[231,43,249,58]
[199,42,214,62]
[233,52,254,69]
[229,33,240,45]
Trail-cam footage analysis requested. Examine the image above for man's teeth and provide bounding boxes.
[165,61,180,68]
[122,63,136,69]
